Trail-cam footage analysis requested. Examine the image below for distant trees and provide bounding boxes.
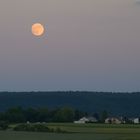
[100,110,108,123]
[5,107,25,123]
[0,121,9,130]
[74,110,86,120]
[92,113,100,121]
[0,106,110,124]
[53,108,75,122]
[0,107,89,123]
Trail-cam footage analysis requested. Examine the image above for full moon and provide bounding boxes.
[31,23,45,36]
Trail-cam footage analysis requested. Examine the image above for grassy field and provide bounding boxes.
[0,123,140,140]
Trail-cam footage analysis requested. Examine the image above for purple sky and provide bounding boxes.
[0,0,140,92]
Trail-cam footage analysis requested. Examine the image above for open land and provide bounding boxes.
[0,123,140,140]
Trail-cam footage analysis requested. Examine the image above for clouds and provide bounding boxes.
[135,0,140,4]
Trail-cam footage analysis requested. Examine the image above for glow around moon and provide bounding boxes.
[32,23,45,36]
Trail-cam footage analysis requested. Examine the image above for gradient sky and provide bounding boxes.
[0,0,140,92]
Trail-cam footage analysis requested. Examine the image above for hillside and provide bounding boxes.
[0,92,140,117]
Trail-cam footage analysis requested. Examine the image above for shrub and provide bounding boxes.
[14,123,68,133]
[0,121,9,130]
[14,123,51,132]
[54,127,67,133]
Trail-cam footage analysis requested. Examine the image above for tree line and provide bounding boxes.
[0,107,86,123]
[0,106,108,123]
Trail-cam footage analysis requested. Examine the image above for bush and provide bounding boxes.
[14,123,68,133]
[54,127,67,133]
[0,121,9,130]
[14,123,51,132]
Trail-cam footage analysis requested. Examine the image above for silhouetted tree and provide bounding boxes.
[100,110,108,122]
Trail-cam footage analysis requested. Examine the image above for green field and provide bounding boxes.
[0,123,140,140]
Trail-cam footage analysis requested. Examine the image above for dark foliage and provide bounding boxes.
[14,123,51,132]
[0,121,9,130]
[0,107,88,123]
[0,91,140,117]
[14,123,67,133]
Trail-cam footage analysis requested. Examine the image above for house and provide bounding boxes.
[74,116,98,124]
[105,117,122,124]
[74,117,89,124]
[26,121,30,124]
[133,118,140,124]
[87,117,98,123]
[128,118,140,124]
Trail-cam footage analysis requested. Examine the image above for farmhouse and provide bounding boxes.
[105,117,122,124]
[87,117,98,123]
[128,118,140,124]
[74,117,98,124]
[133,118,140,124]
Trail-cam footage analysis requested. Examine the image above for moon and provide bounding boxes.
[31,23,45,36]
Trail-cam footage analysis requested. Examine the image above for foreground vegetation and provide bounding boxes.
[0,123,140,140]
[13,123,67,133]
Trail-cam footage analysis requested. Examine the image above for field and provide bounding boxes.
[0,123,140,140]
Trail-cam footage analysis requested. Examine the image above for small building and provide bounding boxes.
[74,116,98,124]
[74,117,89,124]
[87,117,98,123]
[105,117,122,124]
[26,121,30,124]
[133,118,140,124]
[128,118,140,124]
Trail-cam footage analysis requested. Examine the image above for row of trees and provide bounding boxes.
[0,107,86,123]
[0,107,108,123]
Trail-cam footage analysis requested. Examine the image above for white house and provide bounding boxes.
[87,117,98,123]
[74,117,89,124]
[74,117,98,124]
[105,117,121,124]
[133,118,140,124]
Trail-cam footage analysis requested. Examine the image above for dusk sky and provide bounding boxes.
[0,0,140,92]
